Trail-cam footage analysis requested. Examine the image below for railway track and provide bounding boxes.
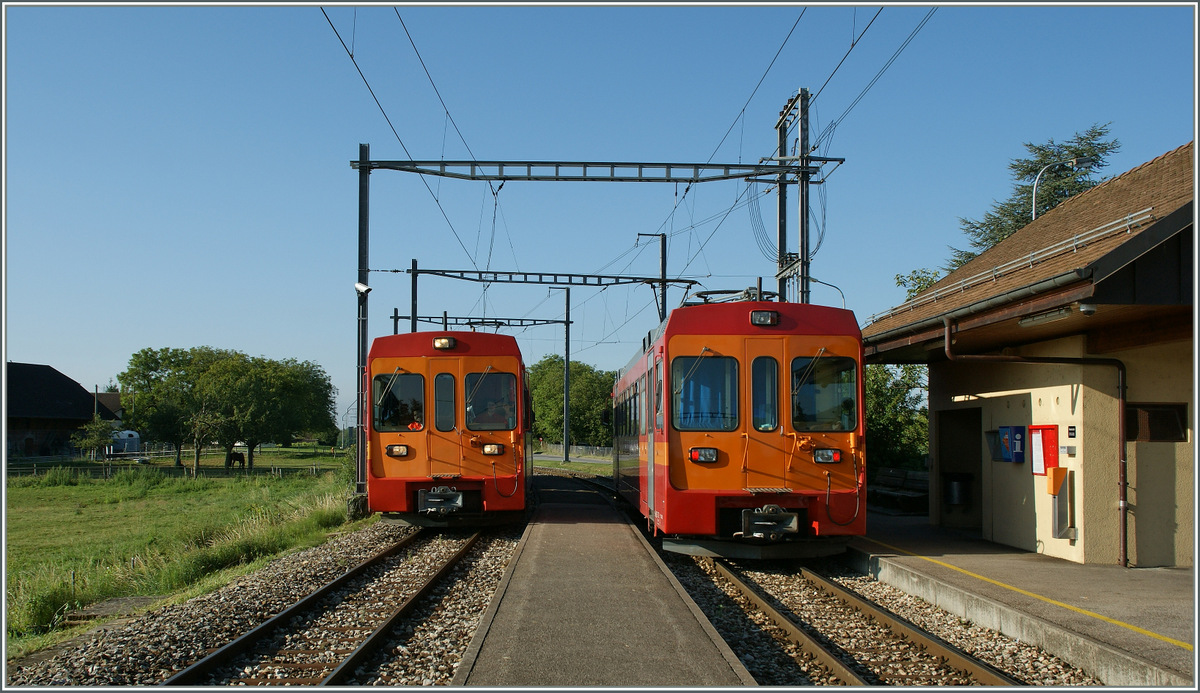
[162,529,480,686]
[542,466,1060,686]
[701,557,1027,686]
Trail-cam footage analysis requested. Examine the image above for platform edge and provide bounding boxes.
[845,546,1193,687]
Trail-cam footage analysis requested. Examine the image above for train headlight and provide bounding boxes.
[386,444,410,458]
[482,443,505,456]
[749,310,779,326]
[814,448,842,464]
[433,337,457,350]
[688,447,719,463]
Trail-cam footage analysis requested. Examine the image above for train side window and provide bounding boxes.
[374,373,424,432]
[672,355,739,431]
[466,371,517,431]
[752,357,779,432]
[790,355,857,432]
[434,373,455,432]
[636,378,644,435]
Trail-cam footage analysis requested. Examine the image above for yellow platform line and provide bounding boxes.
[860,536,1193,652]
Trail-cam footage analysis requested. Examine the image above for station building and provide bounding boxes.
[861,142,1194,568]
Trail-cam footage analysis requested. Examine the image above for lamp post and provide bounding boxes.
[1031,156,1095,220]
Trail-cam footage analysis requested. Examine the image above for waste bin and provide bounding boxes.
[942,472,973,506]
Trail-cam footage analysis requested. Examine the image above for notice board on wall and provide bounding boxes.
[1029,425,1059,476]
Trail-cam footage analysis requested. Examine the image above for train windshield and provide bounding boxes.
[672,355,739,431]
[790,355,857,432]
[374,372,425,431]
[465,371,518,431]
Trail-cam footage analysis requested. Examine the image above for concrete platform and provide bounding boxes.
[453,475,754,687]
[847,510,1194,687]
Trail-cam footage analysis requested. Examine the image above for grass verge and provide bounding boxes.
[5,462,360,660]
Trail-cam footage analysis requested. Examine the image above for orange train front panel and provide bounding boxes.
[656,326,865,539]
[366,333,525,518]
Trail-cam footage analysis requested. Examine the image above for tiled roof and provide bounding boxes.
[6,362,118,421]
[863,142,1194,340]
[97,391,124,417]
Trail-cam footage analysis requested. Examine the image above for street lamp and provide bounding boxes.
[1031,157,1095,220]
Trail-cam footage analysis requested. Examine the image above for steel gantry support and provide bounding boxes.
[350,159,818,183]
[386,260,699,335]
[770,88,844,304]
[351,117,840,505]
[391,309,567,334]
[397,263,696,465]
[354,144,370,502]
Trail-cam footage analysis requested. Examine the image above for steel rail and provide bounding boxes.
[160,529,428,686]
[322,532,481,685]
[708,558,869,686]
[798,565,1027,686]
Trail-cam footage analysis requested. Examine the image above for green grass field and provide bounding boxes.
[5,448,612,660]
[4,449,363,660]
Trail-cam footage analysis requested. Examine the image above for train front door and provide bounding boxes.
[428,360,462,476]
[745,338,788,490]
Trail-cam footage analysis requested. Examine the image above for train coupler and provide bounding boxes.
[417,486,464,515]
[735,504,800,542]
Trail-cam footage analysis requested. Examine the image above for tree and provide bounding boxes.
[119,347,199,467]
[180,347,240,472]
[197,352,256,469]
[527,354,616,448]
[947,123,1120,271]
[71,414,114,461]
[895,268,941,300]
[863,364,928,471]
[119,347,336,470]
[243,358,336,468]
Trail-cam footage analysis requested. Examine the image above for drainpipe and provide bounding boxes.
[942,318,1129,567]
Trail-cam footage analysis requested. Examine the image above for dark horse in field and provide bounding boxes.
[227,451,246,469]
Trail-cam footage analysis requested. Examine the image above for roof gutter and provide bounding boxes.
[864,269,1091,350]
[942,317,1130,567]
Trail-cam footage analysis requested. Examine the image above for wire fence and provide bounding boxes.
[537,443,613,461]
[5,462,336,480]
[5,446,340,480]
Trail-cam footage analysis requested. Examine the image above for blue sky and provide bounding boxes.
[4,3,1196,428]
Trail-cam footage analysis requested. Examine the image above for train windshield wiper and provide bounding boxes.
[376,366,403,407]
[673,347,712,395]
[791,347,827,398]
[465,365,494,406]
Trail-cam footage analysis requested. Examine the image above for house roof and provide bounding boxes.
[6,362,118,422]
[862,141,1194,362]
[97,392,124,417]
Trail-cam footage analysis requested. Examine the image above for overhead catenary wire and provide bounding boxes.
[321,7,479,271]
[807,8,884,119]
[620,8,806,308]
[394,8,516,299]
[811,7,938,153]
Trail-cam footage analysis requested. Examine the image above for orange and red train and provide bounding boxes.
[365,331,531,526]
[363,292,866,558]
[613,293,866,558]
